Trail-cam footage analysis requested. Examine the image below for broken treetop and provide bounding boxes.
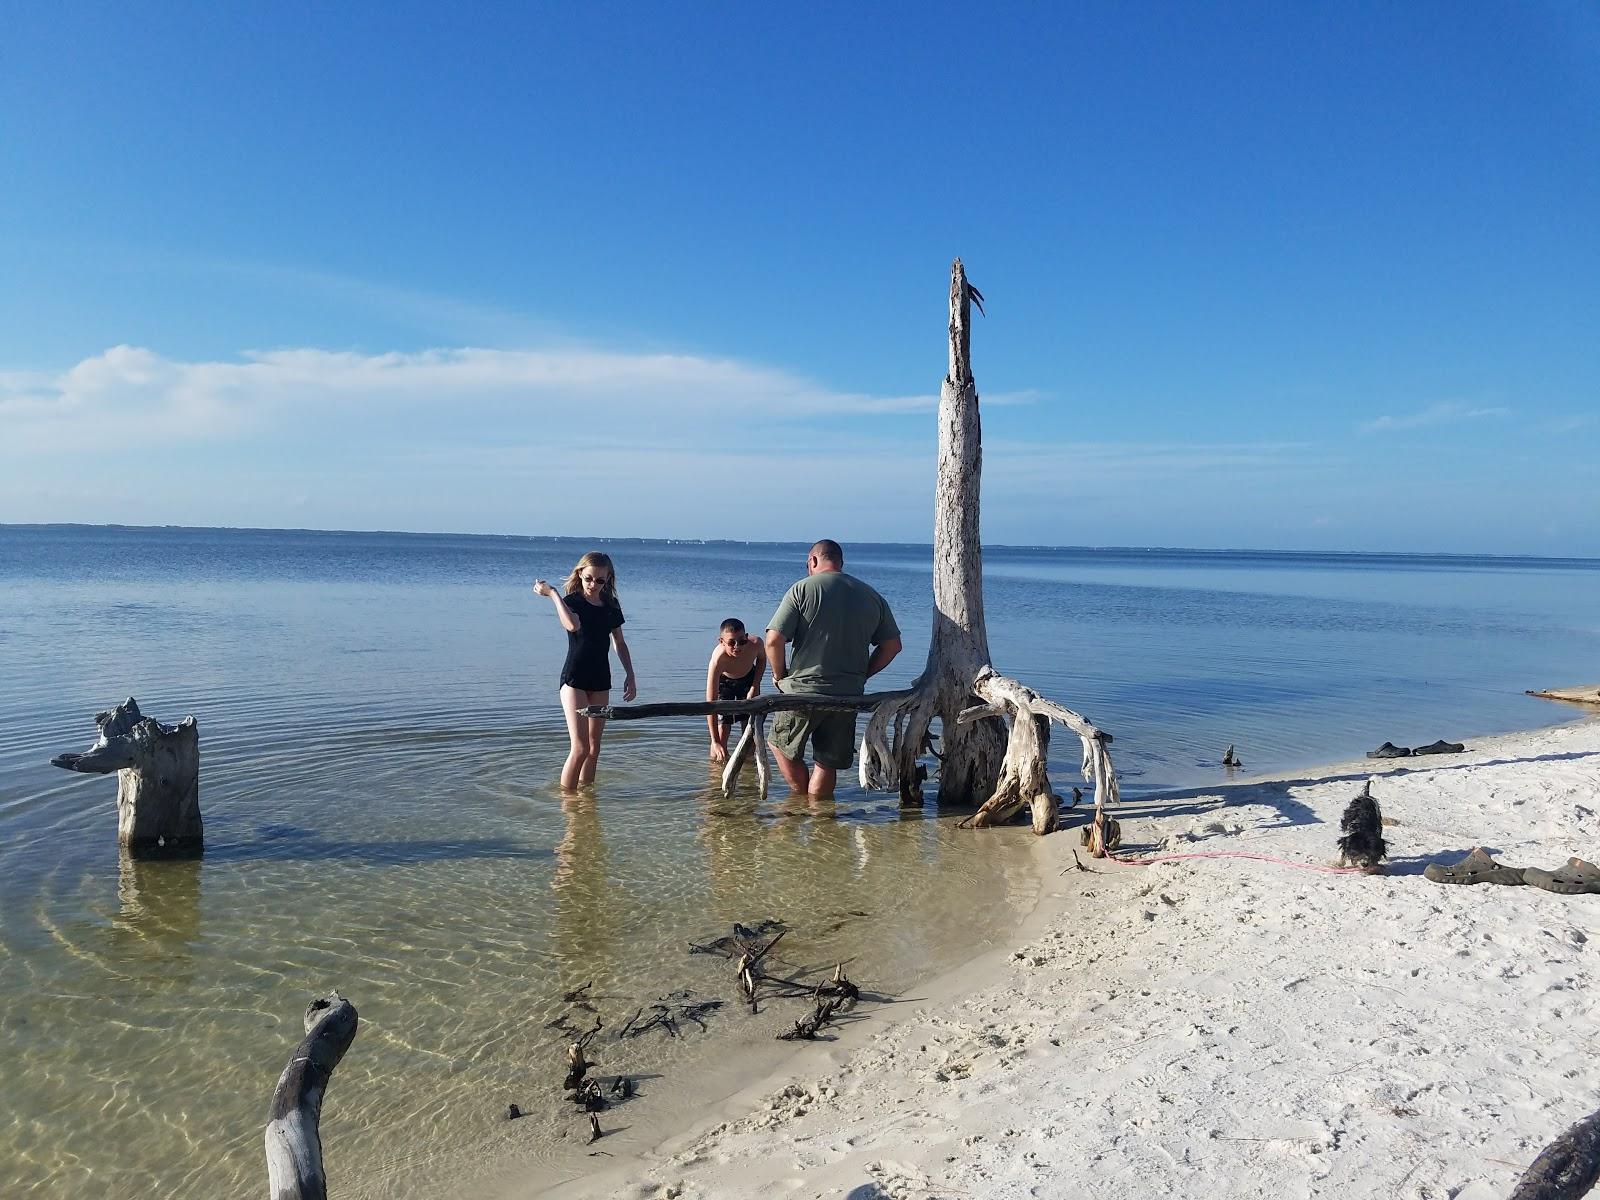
[767,572,900,697]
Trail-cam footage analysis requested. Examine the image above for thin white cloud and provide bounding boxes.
[0,344,954,452]
[1359,401,1510,434]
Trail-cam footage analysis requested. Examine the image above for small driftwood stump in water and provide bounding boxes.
[1509,1103,1600,1200]
[264,993,358,1200]
[50,698,201,857]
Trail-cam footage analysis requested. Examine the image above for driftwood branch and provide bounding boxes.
[956,668,1119,838]
[264,993,358,1200]
[720,713,771,798]
[584,688,914,722]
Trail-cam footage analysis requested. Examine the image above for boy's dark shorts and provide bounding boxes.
[770,708,857,770]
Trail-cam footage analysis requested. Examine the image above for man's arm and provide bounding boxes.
[865,635,902,679]
[765,629,790,691]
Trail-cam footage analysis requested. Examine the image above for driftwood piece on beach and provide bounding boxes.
[1509,1103,1600,1200]
[264,993,358,1200]
[50,698,202,857]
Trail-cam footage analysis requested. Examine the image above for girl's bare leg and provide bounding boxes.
[559,686,593,790]
[580,692,609,783]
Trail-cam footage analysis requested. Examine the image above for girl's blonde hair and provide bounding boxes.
[562,551,620,607]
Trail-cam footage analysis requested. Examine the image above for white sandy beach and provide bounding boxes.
[542,714,1600,1199]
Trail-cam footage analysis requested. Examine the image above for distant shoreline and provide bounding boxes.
[5,522,1597,566]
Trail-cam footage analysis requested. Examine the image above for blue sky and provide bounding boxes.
[3,2,1596,554]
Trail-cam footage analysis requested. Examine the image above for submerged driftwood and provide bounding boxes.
[50,698,201,857]
[264,993,358,1200]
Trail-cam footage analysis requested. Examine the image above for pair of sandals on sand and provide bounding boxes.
[1368,740,1465,759]
[1425,848,1600,894]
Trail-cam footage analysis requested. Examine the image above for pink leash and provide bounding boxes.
[1104,847,1372,875]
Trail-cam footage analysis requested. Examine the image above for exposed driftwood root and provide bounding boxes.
[778,998,841,1041]
[562,1018,603,1092]
[940,668,1120,838]
[1510,1104,1600,1199]
[264,993,358,1200]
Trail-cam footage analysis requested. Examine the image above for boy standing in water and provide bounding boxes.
[705,618,766,763]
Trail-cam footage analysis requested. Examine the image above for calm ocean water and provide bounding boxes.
[2,524,1597,1197]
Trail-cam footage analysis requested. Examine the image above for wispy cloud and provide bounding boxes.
[1359,401,1510,434]
[0,344,954,453]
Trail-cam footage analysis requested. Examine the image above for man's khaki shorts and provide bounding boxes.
[770,708,857,771]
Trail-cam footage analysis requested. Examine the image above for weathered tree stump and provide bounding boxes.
[50,698,202,857]
[264,993,359,1200]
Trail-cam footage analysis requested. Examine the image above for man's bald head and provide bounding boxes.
[807,539,844,574]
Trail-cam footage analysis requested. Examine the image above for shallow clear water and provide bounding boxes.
[1,526,1596,1196]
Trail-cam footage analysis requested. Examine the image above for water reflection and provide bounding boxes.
[113,854,203,951]
[550,792,619,991]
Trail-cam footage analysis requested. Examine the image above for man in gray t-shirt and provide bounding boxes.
[765,539,902,798]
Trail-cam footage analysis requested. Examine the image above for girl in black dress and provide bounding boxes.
[533,552,637,790]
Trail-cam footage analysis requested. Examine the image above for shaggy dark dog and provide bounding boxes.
[1337,781,1388,870]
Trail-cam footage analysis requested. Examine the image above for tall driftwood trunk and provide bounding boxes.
[858,260,1118,836]
[264,993,358,1200]
[913,265,1009,805]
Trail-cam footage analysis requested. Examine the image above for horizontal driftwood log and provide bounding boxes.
[584,688,915,722]
[265,993,359,1200]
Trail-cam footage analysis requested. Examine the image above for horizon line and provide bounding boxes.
[4,521,1597,566]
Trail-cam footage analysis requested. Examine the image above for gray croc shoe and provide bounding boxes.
[1423,847,1526,886]
[1524,858,1600,895]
